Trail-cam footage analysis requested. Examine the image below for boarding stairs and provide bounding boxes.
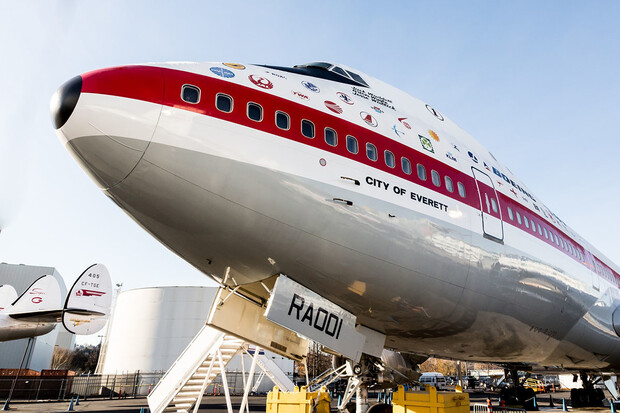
[148,324,296,413]
[148,325,243,413]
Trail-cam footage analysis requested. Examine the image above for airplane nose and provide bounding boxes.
[52,66,164,189]
[50,75,82,129]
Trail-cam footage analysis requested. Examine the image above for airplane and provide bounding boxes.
[50,61,619,406]
[0,263,113,341]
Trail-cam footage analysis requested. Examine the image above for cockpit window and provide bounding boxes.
[261,62,369,88]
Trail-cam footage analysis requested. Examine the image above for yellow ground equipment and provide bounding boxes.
[266,386,331,413]
[392,384,470,413]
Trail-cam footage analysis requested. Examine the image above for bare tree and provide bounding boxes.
[51,346,72,370]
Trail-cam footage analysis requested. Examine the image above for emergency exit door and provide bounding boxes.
[472,168,504,242]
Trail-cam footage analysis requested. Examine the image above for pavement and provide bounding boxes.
[2,392,614,412]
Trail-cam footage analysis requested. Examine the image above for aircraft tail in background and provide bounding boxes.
[62,263,112,335]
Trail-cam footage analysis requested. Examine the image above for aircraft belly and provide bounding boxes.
[100,112,620,368]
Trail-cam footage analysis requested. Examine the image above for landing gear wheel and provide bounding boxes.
[353,364,362,375]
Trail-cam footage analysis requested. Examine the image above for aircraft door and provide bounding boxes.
[472,168,504,242]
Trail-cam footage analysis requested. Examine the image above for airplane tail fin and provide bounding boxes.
[8,275,62,314]
[62,263,112,335]
[0,285,18,312]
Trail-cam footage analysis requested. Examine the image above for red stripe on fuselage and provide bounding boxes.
[80,65,620,286]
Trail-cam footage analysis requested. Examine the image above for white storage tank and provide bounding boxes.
[98,286,216,374]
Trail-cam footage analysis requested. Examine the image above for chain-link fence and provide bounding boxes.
[0,371,165,401]
[0,370,294,401]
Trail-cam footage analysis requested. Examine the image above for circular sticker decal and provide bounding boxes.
[360,111,378,127]
[223,63,246,70]
[426,104,444,121]
[210,67,235,78]
[429,130,440,142]
[337,92,354,105]
[324,101,343,114]
[302,81,320,93]
[249,75,274,89]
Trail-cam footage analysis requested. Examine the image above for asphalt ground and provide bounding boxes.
[2,391,614,412]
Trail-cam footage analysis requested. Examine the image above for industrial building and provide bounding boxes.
[96,286,294,393]
[0,263,75,371]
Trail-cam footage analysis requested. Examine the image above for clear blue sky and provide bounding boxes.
[1,1,619,342]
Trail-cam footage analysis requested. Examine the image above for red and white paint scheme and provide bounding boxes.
[51,62,620,373]
[0,264,112,341]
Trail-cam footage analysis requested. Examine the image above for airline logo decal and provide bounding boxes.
[371,106,383,114]
[351,87,395,110]
[223,63,246,70]
[249,75,273,89]
[419,135,434,153]
[392,125,406,138]
[302,81,320,93]
[446,152,457,162]
[429,130,440,142]
[468,151,479,163]
[324,101,343,114]
[291,90,309,100]
[265,70,286,79]
[337,92,354,105]
[209,67,235,78]
[426,104,444,121]
[30,288,45,295]
[360,111,378,127]
[76,289,106,297]
[31,297,43,304]
[398,117,411,129]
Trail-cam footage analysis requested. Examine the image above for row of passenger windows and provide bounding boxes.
[206,91,470,199]
[506,206,583,260]
[187,85,594,265]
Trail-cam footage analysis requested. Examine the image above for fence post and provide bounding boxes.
[110,374,116,399]
[84,372,90,400]
[57,379,64,400]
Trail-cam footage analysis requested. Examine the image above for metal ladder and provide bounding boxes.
[148,325,243,413]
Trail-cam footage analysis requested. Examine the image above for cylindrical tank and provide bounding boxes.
[98,286,216,374]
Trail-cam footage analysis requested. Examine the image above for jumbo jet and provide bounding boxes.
[0,263,112,341]
[50,61,619,403]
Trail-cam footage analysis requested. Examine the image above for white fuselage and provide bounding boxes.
[52,62,620,372]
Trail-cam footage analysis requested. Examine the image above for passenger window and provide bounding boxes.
[366,143,378,161]
[531,220,537,232]
[543,227,549,239]
[215,93,232,112]
[275,111,290,130]
[346,135,359,154]
[324,128,337,147]
[491,198,498,213]
[537,223,543,235]
[555,233,560,246]
[301,119,315,138]
[401,157,412,175]
[431,170,441,187]
[457,182,466,198]
[516,211,522,225]
[507,207,514,221]
[181,84,200,104]
[417,164,427,181]
[385,150,395,168]
[247,102,263,121]
[445,176,454,193]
